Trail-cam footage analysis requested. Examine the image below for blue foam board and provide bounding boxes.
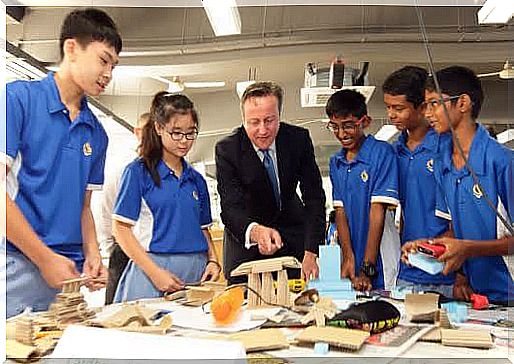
[408,253,444,275]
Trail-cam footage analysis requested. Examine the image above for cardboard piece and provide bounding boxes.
[295,326,370,351]
[92,303,158,328]
[441,329,493,349]
[420,327,442,342]
[166,282,227,306]
[226,328,289,352]
[116,314,173,335]
[186,286,216,305]
[6,339,40,362]
[405,293,439,323]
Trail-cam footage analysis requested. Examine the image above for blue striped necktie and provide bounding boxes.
[260,149,281,209]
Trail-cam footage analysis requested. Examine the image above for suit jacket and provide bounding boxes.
[215,122,326,279]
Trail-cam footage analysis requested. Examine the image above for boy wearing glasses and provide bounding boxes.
[404,66,513,304]
[2,9,122,317]
[326,89,399,291]
[382,66,463,298]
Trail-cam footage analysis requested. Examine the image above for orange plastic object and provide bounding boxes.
[211,286,244,325]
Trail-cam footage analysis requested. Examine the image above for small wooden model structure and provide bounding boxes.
[300,297,338,327]
[15,315,35,346]
[231,256,301,308]
[46,277,96,329]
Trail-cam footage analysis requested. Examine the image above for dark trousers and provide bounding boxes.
[105,242,130,305]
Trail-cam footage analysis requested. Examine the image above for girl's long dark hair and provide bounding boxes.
[140,91,199,186]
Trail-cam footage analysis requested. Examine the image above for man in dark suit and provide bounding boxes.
[215,81,326,284]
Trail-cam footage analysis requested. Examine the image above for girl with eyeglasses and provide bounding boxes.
[112,91,220,302]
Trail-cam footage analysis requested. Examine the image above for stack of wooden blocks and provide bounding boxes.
[14,316,34,346]
[47,278,96,329]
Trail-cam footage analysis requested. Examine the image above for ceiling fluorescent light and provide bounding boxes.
[374,125,399,142]
[236,81,255,98]
[152,75,185,93]
[184,81,225,88]
[202,0,241,36]
[478,0,514,24]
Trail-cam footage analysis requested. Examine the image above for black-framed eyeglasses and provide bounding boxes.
[423,95,462,110]
[326,116,365,134]
[164,129,198,141]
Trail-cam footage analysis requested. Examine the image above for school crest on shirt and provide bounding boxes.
[472,184,483,199]
[426,158,434,173]
[360,170,369,183]
[192,190,199,200]
[83,142,92,157]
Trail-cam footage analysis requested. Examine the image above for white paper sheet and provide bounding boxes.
[171,306,281,333]
[50,325,247,360]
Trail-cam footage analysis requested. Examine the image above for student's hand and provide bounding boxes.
[434,237,471,275]
[401,239,428,265]
[151,268,185,293]
[453,272,474,302]
[201,261,221,282]
[83,254,108,291]
[353,272,372,292]
[340,255,356,281]
[39,252,81,289]
[301,251,319,283]
[250,225,283,255]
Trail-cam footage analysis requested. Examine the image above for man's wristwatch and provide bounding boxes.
[360,261,378,279]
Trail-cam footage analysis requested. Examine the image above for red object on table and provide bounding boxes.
[470,293,489,310]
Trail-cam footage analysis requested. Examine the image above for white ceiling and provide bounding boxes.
[5,3,513,175]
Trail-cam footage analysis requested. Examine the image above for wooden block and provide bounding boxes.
[201,281,227,291]
[441,329,493,349]
[231,257,301,276]
[228,328,289,352]
[186,286,215,304]
[248,273,261,308]
[276,269,289,306]
[261,272,274,306]
[314,309,326,327]
[251,261,284,274]
[296,326,369,351]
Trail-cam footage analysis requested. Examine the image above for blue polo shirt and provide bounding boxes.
[329,135,400,289]
[2,73,108,265]
[113,158,212,254]
[435,124,514,303]
[394,129,454,285]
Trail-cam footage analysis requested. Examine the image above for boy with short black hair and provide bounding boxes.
[406,65,513,304]
[383,66,458,297]
[326,89,399,291]
[2,8,122,317]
